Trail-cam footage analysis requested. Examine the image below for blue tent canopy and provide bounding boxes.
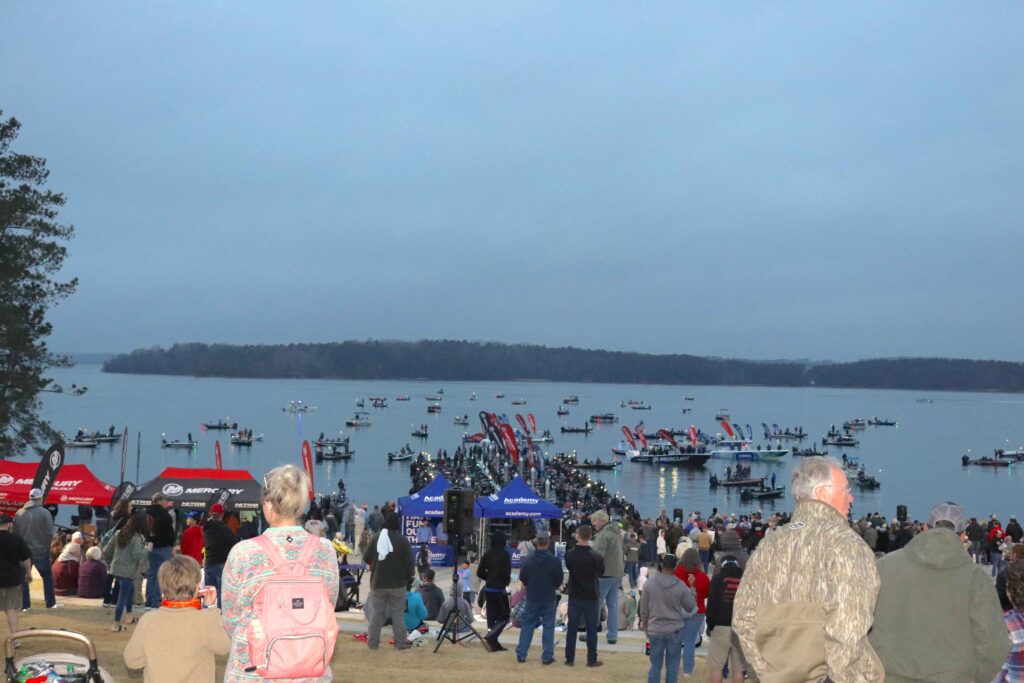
[475,476,562,519]
[397,474,452,518]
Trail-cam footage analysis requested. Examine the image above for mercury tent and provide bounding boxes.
[397,474,452,518]
[130,467,262,511]
[474,476,562,519]
[0,459,115,507]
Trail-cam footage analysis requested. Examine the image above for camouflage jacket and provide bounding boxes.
[733,500,883,683]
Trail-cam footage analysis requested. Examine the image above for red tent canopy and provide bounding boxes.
[0,459,116,507]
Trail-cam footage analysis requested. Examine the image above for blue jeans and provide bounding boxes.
[565,599,599,664]
[680,613,705,674]
[625,562,639,589]
[648,629,684,683]
[146,546,172,608]
[204,563,224,608]
[515,599,556,663]
[21,551,56,608]
[114,577,134,623]
[992,552,1005,577]
[699,549,710,571]
[597,576,620,641]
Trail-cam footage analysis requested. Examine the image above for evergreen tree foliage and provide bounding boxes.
[0,113,77,456]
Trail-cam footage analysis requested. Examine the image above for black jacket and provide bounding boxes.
[565,544,604,601]
[146,504,175,549]
[477,545,512,589]
[705,562,743,630]
[520,548,563,604]
[202,519,238,566]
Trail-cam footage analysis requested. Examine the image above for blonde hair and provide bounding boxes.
[263,464,309,521]
[157,555,202,601]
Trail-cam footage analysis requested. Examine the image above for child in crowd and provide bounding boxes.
[124,555,229,683]
[458,560,475,610]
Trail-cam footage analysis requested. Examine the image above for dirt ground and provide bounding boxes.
[12,600,711,682]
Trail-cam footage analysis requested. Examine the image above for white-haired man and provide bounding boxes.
[733,457,883,683]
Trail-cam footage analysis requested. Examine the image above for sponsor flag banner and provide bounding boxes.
[301,440,314,500]
[33,443,65,500]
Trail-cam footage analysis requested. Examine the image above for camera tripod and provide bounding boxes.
[433,536,487,653]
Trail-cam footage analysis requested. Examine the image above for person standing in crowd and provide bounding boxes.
[564,524,604,668]
[179,512,204,565]
[870,502,1009,682]
[706,555,752,683]
[77,546,108,600]
[515,531,563,665]
[477,530,513,652]
[202,503,236,609]
[675,548,709,679]
[367,505,384,534]
[968,517,986,563]
[696,524,713,571]
[144,493,175,609]
[1008,516,1024,545]
[639,554,695,683]
[0,513,31,647]
[734,457,884,682]
[104,511,148,632]
[124,555,230,683]
[418,569,445,621]
[624,531,641,589]
[993,520,1010,577]
[221,465,339,681]
[999,545,1024,612]
[590,510,624,644]
[995,560,1024,683]
[13,488,59,610]
[363,511,415,650]
[415,518,432,545]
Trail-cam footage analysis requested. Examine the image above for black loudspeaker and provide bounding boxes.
[444,488,476,538]
[673,508,684,522]
[896,504,908,522]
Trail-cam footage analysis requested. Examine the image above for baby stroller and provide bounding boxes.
[5,629,112,683]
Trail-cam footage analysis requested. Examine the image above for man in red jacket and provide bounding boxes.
[179,512,205,565]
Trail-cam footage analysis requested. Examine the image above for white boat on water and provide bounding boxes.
[283,400,316,413]
[709,441,789,461]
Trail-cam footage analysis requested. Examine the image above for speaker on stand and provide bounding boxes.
[435,488,486,652]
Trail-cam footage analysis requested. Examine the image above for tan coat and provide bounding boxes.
[124,607,230,683]
[733,500,883,683]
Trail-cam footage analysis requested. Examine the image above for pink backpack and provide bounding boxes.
[244,535,339,679]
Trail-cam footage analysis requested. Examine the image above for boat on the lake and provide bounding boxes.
[395,395,410,401]
[531,430,554,444]
[709,471,765,488]
[345,411,372,427]
[411,424,429,438]
[161,436,196,449]
[453,415,470,426]
[387,447,422,462]
[283,400,315,413]
[561,424,593,434]
[576,460,621,471]
[588,413,618,424]
[867,418,897,426]
[203,419,237,430]
[316,443,354,461]
[740,486,786,501]
[427,403,442,414]
[371,397,387,408]
[843,418,867,430]
[854,471,881,489]
[792,445,829,457]
[709,443,789,461]
[511,398,527,405]
[962,454,1012,467]
[563,395,579,405]
[557,406,569,416]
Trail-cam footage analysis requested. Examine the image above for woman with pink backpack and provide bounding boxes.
[221,464,341,682]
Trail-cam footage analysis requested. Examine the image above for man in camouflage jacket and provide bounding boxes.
[733,457,883,683]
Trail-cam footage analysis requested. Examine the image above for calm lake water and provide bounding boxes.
[26,364,1024,523]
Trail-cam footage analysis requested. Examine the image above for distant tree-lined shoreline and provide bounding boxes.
[100,340,1024,393]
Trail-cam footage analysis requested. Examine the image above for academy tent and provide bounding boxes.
[397,474,452,518]
[475,476,562,519]
[130,467,262,511]
[0,459,115,507]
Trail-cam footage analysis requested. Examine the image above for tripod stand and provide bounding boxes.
[434,536,487,652]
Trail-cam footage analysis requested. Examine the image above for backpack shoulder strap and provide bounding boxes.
[297,534,321,568]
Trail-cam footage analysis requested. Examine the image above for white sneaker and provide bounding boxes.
[48,602,65,609]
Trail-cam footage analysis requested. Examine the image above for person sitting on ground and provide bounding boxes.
[403,584,429,634]
[124,554,230,683]
[418,569,445,621]
[77,546,108,599]
[52,542,81,596]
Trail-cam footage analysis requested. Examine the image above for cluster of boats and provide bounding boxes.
[63,427,121,448]
[315,434,354,461]
[961,447,1024,468]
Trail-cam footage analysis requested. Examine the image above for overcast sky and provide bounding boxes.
[3,3,1022,362]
